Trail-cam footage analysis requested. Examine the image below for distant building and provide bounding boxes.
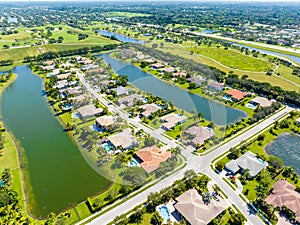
[136,145,171,173]
[8,17,18,23]
[151,63,165,69]
[207,81,224,91]
[187,76,206,86]
[225,151,268,177]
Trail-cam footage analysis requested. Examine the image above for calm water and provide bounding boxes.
[265,133,300,175]
[0,66,111,218]
[97,30,143,44]
[234,43,300,64]
[101,54,246,125]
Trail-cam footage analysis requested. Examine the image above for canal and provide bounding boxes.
[101,54,247,125]
[0,66,111,218]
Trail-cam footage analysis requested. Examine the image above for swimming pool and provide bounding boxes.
[71,112,80,119]
[103,143,112,153]
[223,96,231,101]
[246,103,256,109]
[130,158,140,167]
[159,205,170,223]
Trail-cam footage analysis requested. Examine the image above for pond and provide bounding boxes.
[101,54,247,125]
[265,132,300,175]
[97,30,143,44]
[0,66,111,218]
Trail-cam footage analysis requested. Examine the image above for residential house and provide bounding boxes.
[77,105,104,120]
[250,96,276,107]
[173,71,187,78]
[139,103,161,118]
[160,113,187,130]
[174,189,227,225]
[107,128,137,150]
[95,115,115,131]
[135,145,171,173]
[225,89,250,101]
[151,63,165,69]
[187,76,206,86]
[161,67,175,73]
[207,81,224,91]
[184,126,214,147]
[54,80,68,90]
[117,94,143,108]
[81,64,100,71]
[111,86,129,97]
[266,180,300,223]
[57,73,71,80]
[225,151,268,177]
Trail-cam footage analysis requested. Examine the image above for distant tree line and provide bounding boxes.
[130,44,226,81]
[23,44,119,63]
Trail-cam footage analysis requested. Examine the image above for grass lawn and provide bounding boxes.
[190,45,273,72]
[127,212,154,225]
[0,25,117,62]
[148,41,300,92]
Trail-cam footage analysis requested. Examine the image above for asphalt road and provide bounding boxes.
[78,74,293,225]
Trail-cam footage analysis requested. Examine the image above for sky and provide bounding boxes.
[0,0,299,2]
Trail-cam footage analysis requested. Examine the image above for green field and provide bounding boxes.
[149,41,300,92]
[0,25,117,62]
[190,45,273,72]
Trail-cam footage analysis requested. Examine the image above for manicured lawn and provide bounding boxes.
[191,45,273,72]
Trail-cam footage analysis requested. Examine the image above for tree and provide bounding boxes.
[268,156,283,170]
[144,137,157,147]
[150,211,163,225]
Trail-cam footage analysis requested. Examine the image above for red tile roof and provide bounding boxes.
[266,180,300,222]
[226,89,250,101]
[136,145,171,173]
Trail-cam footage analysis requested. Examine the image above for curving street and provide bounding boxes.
[78,74,293,225]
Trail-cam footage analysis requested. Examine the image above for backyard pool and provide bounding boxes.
[223,96,231,101]
[265,133,300,175]
[246,103,256,109]
[103,143,113,154]
[129,158,140,167]
[159,205,171,223]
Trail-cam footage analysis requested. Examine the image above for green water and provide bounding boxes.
[265,132,300,175]
[0,66,111,218]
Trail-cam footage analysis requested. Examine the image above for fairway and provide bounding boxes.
[190,45,273,72]
[0,25,117,62]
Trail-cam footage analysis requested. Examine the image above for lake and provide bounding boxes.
[101,54,247,125]
[97,30,144,44]
[0,66,111,218]
[265,132,300,175]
